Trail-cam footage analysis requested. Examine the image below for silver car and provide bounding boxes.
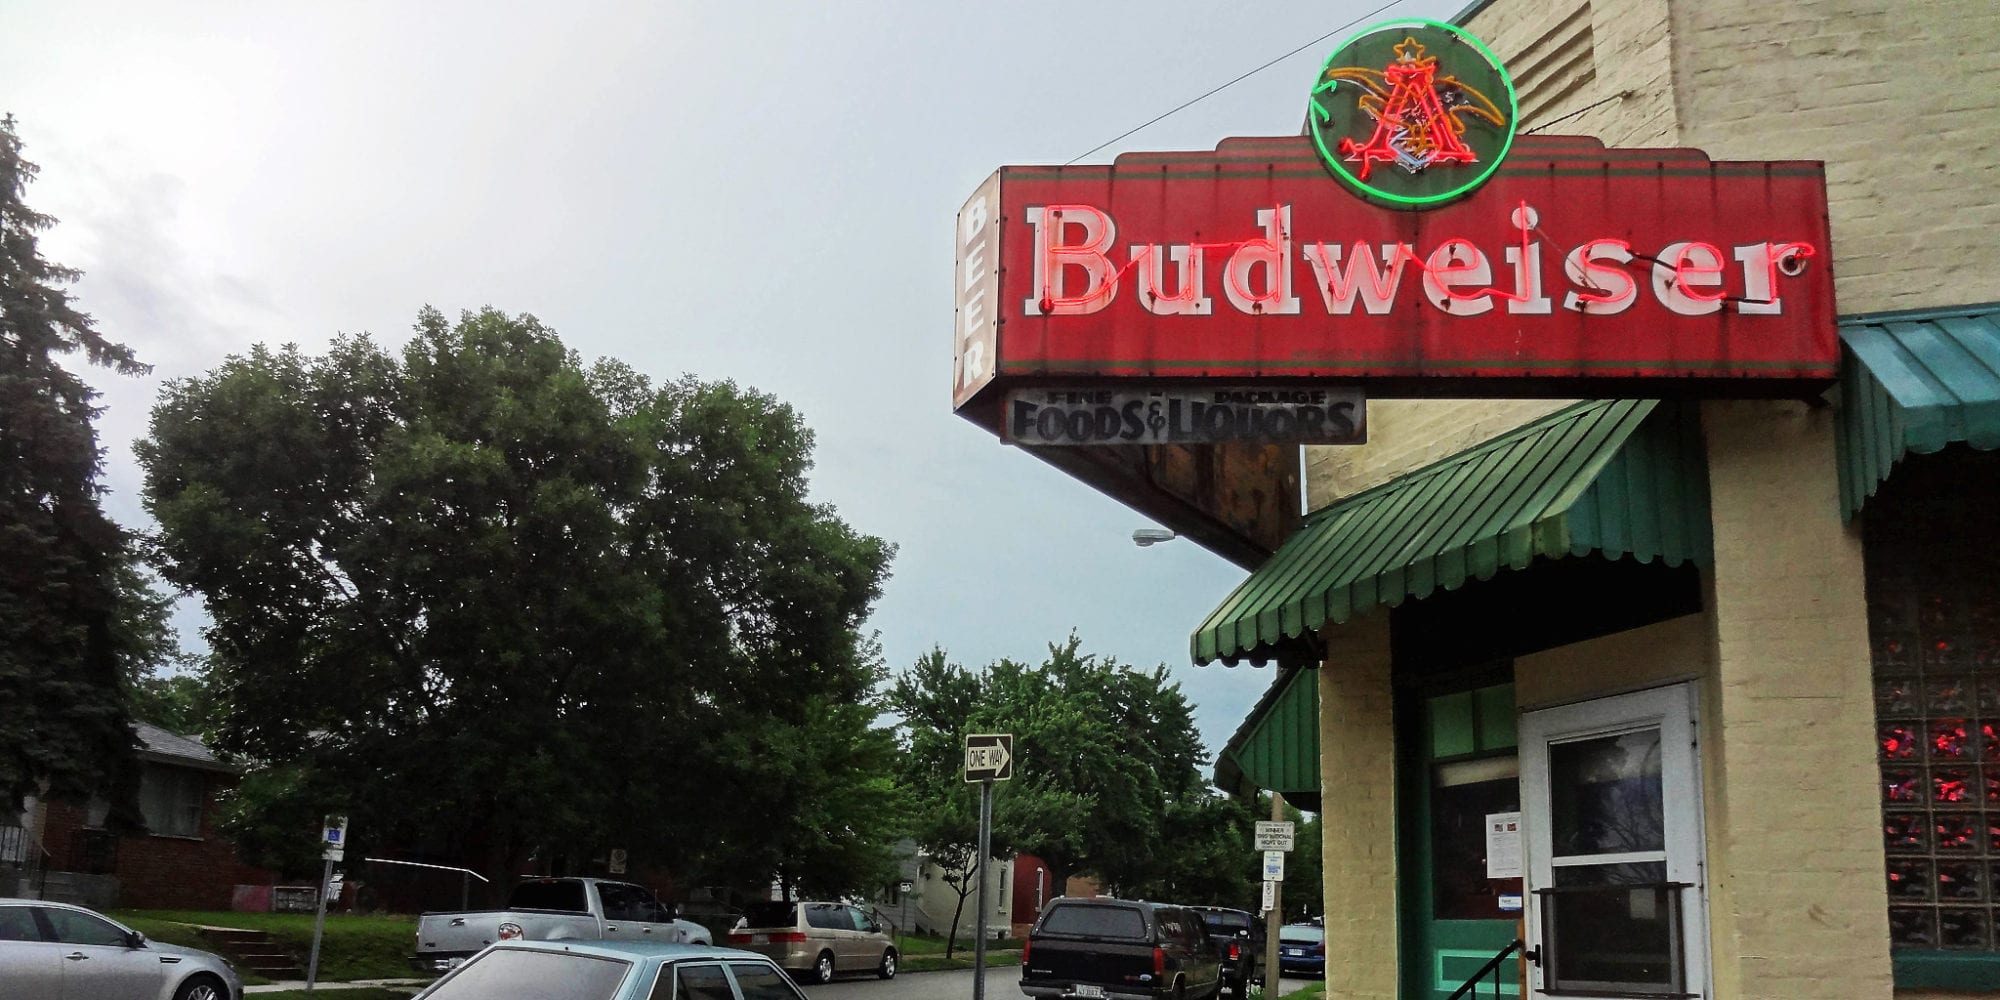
[0,898,243,1000]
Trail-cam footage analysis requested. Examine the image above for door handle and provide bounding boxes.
[642,927,653,934]
[605,926,618,932]
[66,952,89,961]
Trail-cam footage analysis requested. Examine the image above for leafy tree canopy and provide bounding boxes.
[138,307,895,896]
[886,637,1248,909]
[0,114,151,817]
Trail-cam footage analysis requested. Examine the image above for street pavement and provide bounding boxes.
[815,968,1322,999]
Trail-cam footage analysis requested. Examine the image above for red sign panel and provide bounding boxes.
[952,135,1836,418]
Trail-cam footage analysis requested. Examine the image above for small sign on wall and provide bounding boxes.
[1485,812,1522,879]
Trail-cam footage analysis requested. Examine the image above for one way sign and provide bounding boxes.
[964,733,1014,782]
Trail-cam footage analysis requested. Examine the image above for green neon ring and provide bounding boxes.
[1307,17,1520,208]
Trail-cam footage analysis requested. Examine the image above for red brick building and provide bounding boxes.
[16,722,274,910]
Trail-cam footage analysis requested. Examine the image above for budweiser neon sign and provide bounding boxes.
[950,135,1838,417]
[1024,200,1815,321]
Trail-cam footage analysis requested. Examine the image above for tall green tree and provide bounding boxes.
[887,649,1005,955]
[138,308,894,894]
[0,115,152,818]
[886,636,1214,911]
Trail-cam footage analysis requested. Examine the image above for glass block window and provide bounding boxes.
[1865,455,2000,953]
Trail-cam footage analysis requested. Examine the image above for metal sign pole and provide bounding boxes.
[306,857,331,992]
[974,778,993,1000]
[1263,793,1284,997]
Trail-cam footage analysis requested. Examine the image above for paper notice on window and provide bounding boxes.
[1485,811,1523,879]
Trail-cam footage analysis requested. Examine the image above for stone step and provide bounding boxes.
[193,926,306,978]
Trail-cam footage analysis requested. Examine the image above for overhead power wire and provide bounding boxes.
[1523,91,1632,134]
[1064,0,1409,165]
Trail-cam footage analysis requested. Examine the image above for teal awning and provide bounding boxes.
[1837,303,2000,517]
[1213,666,1320,810]
[1192,399,1712,666]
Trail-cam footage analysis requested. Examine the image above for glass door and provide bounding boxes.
[1520,684,1706,999]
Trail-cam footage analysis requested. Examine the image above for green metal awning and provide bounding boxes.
[1213,666,1320,810]
[1837,303,2000,518]
[1191,399,1712,666]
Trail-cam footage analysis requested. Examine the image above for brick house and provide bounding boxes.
[13,722,274,910]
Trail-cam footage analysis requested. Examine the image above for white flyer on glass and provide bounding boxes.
[1485,811,1523,879]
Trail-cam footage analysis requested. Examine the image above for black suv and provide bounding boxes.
[1185,906,1264,996]
[1021,899,1224,1000]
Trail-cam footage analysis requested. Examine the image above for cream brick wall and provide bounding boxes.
[1305,398,1572,508]
[1315,612,1398,1000]
[1513,612,1711,708]
[1669,1,2000,314]
[1700,398,1891,1000]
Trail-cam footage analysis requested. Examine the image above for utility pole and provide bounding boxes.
[1263,793,1285,997]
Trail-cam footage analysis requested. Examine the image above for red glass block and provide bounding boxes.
[1922,593,1955,630]
[1928,680,1972,715]
[1938,907,1990,949]
[1985,770,2000,805]
[1931,720,1972,761]
[1887,858,1934,900]
[1989,817,2000,853]
[1885,812,1928,852]
[1935,813,1979,852]
[1938,861,1988,902]
[1934,769,1976,804]
[1888,906,1938,947]
[1875,678,1920,718]
[1883,769,1923,803]
[1878,637,1917,674]
[1984,722,2000,763]
[1882,724,1922,761]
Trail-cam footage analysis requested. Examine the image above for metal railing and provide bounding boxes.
[1444,938,1523,1000]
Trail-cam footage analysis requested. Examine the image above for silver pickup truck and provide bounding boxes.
[412,877,711,973]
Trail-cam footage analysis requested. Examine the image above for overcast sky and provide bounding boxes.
[4,0,1455,770]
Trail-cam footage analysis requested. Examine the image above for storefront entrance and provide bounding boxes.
[1520,684,1708,999]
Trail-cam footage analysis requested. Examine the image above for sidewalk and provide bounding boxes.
[245,979,430,994]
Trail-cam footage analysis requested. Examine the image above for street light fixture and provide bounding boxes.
[1132,528,1177,547]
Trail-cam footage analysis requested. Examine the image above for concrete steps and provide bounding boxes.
[196,927,307,980]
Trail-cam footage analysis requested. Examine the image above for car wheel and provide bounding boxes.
[813,950,836,984]
[878,948,897,979]
[174,975,226,1000]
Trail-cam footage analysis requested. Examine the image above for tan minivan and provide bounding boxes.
[727,901,897,985]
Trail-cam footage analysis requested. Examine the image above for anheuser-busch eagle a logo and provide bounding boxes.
[1309,19,1519,208]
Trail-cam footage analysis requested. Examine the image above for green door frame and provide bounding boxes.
[1396,667,1523,1000]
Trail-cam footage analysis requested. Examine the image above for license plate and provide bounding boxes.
[1071,986,1105,998]
[1284,948,1301,956]
[751,934,770,944]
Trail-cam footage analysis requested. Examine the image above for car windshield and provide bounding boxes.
[1039,904,1147,939]
[1279,926,1325,944]
[1198,911,1250,934]
[508,880,589,912]
[425,948,629,1000]
[741,902,798,929]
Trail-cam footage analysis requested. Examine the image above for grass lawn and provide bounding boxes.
[902,948,1022,973]
[112,910,418,982]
